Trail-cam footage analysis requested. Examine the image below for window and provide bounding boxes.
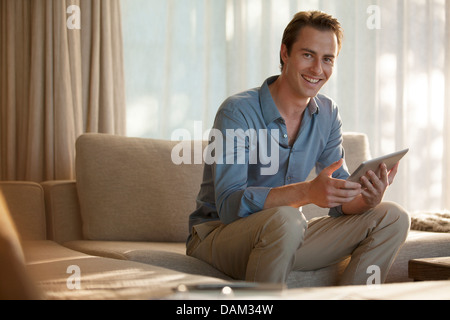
[121,0,450,213]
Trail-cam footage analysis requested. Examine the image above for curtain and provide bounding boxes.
[0,0,126,182]
[122,0,449,213]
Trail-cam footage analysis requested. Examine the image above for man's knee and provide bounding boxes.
[375,201,411,239]
[269,206,306,228]
[379,202,410,225]
[261,206,307,247]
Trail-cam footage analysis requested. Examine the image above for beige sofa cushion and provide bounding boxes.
[76,133,370,240]
[24,240,226,300]
[63,240,233,280]
[76,134,203,242]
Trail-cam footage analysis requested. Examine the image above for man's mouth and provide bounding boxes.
[302,75,321,84]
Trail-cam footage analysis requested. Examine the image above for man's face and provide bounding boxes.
[281,26,338,100]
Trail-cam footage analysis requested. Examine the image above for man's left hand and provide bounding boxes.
[360,162,399,208]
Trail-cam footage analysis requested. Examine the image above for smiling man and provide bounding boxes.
[187,11,410,285]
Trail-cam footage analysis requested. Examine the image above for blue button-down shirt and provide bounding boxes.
[189,76,349,232]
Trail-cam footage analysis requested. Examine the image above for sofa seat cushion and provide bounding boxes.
[63,240,233,281]
[23,240,228,300]
[62,240,351,288]
[75,134,204,242]
[386,230,450,283]
[64,231,450,288]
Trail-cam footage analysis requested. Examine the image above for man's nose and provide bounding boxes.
[310,58,323,75]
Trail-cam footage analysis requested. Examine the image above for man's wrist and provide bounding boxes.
[342,195,372,215]
[264,182,311,209]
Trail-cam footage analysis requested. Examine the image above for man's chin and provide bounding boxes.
[302,88,322,99]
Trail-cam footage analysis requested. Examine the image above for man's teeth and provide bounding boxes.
[303,76,320,84]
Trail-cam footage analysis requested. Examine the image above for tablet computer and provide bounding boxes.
[347,148,409,183]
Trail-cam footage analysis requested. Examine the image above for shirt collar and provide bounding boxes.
[260,76,320,126]
[260,76,282,126]
[308,97,320,115]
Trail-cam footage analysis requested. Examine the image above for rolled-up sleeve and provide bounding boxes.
[215,186,272,224]
[211,107,272,224]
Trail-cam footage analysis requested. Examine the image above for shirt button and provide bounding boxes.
[283,134,288,139]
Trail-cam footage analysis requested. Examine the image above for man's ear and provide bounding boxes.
[280,44,289,67]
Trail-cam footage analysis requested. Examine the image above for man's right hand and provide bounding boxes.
[308,159,362,208]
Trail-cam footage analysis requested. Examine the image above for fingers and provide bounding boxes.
[358,162,401,208]
[311,161,362,208]
[361,163,391,191]
[328,191,360,207]
[361,171,384,192]
[323,191,360,208]
[323,158,344,177]
[359,163,391,207]
[322,159,361,191]
[388,162,399,185]
[322,178,362,208]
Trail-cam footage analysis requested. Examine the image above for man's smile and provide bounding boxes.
[302,75,322,84]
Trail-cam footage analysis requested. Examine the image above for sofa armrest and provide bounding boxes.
[41,180,83,243]
[0,192,42,299]
[0,182,46,241]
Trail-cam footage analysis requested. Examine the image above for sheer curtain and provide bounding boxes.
[121,0,450,213]
[0,0,126,182]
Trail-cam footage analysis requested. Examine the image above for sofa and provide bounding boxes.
[1,132,450,300]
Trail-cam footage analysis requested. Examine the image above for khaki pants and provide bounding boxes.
[186,202,410,285]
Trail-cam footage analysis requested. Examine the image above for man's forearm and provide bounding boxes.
[263,160,363,212]
[263,182,312,210]
[264,182,367,214]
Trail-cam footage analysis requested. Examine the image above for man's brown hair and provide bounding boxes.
[280,11,344,70]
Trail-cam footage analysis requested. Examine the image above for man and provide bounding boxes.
[187,11,410,285]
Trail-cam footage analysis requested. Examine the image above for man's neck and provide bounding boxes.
[268,75,310,120]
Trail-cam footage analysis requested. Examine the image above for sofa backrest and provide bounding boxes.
[76,134,204,242]
[74,132,370,242]
[341,132,371,176]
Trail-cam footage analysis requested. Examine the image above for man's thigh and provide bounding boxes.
[293,209,381,271]
[188,206,306,281]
